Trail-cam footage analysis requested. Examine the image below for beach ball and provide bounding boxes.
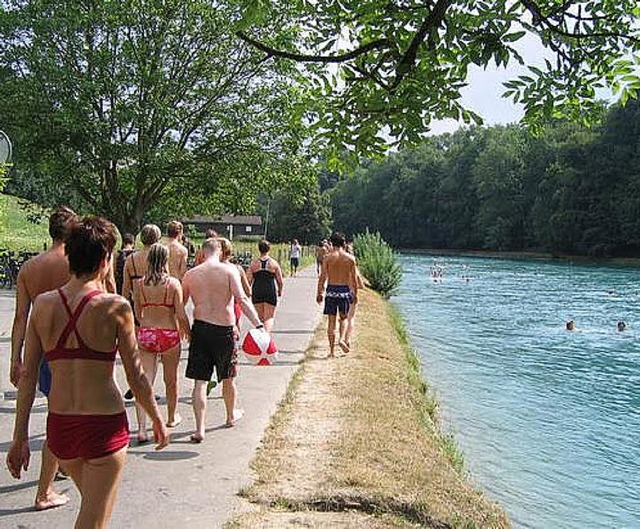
[242,329,278,366]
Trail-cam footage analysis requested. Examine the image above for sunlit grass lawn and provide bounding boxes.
[0,194,48,252]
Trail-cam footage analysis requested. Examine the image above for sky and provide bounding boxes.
[429,34,550,135]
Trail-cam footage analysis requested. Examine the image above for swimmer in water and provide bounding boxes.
[617,321,626,332]
[566,320,575,331]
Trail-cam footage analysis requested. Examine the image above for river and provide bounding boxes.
[393,253,640,529]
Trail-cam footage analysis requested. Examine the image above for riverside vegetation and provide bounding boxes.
[229,237,508,528]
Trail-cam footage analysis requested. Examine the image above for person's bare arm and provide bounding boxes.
[122,256,133,300]
[230,269,261,327]
[178,248,187,280]
[182,272,192,306]
[246,263,254,286]
[172,280,191,341]
[349,259,358,304]
[103,253,117,293]
[316,258,328,303]
[132,279,143,323]
[7,299,44,478]
[116,300,168,450]
[10,269,31,387]
[238,266,251,297]
[274,260,284,296]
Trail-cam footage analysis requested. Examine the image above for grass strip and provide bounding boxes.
[229,288,510,528]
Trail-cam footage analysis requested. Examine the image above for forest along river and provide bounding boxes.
[393,253,640,529]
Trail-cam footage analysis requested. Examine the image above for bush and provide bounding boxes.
[353,230,403,298]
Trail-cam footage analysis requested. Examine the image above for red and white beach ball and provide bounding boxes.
[242,329,278,366]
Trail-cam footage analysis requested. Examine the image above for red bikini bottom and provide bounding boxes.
[137,327,180,354]
[47,411,129,460]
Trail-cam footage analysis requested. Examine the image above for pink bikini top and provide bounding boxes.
[44,289,117,362]
[140,281,174,309]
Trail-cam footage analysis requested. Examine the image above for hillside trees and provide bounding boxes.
[330,100,640,257]
[0,0,310,234]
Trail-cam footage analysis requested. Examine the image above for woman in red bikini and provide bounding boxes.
[7,216,168,528]
[133,243,190,442]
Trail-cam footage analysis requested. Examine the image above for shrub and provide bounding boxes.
[353,230,403,298]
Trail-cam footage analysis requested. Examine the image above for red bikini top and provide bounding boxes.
[44,289,117,362]
[140,281,174,309]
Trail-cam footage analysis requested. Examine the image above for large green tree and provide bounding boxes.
[0,0,310,233]
[237,0,640,160]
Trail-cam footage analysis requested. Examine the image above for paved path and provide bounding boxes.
[0,267,321,528]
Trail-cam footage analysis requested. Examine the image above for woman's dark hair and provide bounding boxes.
[122,233,135,246]
[66,216,117,276]
[140,224,161,246]
[258,240,271,254]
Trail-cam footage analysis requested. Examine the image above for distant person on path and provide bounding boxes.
[247,240,284,333]
[344,245,365,349]
[115,233,135,295]
[122,224,161,400]
[290,239,302,277]
[133,243,190,442]
[166,221,188,280]
[316,232,358,357]
[182,238,264,442]
[9,206,76,511]
[194,229,218,267]
[315,239,328,275]
[7,216,168,528]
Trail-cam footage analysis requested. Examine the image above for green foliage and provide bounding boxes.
[332,99,640,258]
[0,194,49,251]
[353,230,402,298]
[0,0,310,234]
[235,0,640,163]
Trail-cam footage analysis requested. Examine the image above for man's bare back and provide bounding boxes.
[183,257,261,327]
[317,250,357,298]
[167,239,187,280]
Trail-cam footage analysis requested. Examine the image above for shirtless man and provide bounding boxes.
[10,206,76,511]
[182,238,264,442]
[316,232,358,358]
[166,221,187,280]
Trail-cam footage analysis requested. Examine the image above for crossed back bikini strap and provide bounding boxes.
[56,289,103,349]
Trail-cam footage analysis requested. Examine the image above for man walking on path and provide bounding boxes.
[166,220,188,280]
[316,232,358,358]
[182,238,264,442]
[290,239,302,277]
[10,206,76,511]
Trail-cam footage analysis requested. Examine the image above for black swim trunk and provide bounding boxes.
[186,320,236,382]
[290,257,299,268]
[323,285,353,317]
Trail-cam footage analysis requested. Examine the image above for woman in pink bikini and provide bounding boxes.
[133,243,190,442]
[7,216,168,529]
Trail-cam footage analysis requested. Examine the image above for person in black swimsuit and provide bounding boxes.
[247,240,284,332]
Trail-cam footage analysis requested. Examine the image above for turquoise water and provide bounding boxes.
[393,254,640,529]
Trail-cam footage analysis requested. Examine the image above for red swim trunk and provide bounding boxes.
[137,327,180,354]
[47,411,129,460]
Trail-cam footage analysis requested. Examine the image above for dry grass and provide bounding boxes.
[229,289,510,529]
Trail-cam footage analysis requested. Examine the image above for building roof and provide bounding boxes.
[183,214,263,226]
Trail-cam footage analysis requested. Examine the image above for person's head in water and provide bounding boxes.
[617,321,626,332]
[566,320,575,331]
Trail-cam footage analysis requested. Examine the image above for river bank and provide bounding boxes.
[228,288,509,528]
[402,247,640,267]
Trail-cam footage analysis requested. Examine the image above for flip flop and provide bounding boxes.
[338,340,350,354]
[190,433,204,443]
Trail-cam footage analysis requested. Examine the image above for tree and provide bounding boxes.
[0,0,309,234]
[236,1,640,160]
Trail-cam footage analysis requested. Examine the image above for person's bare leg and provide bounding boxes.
[34,444,70,511]
[222,377,243,426]
[134,351,157,442]
[262,304,276,332]
[191,380,207,442]
[73,448,127,529]
[338,315,349,353]
[345,305,356,347]
[327,314,337,357]
[162,347,181,427]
